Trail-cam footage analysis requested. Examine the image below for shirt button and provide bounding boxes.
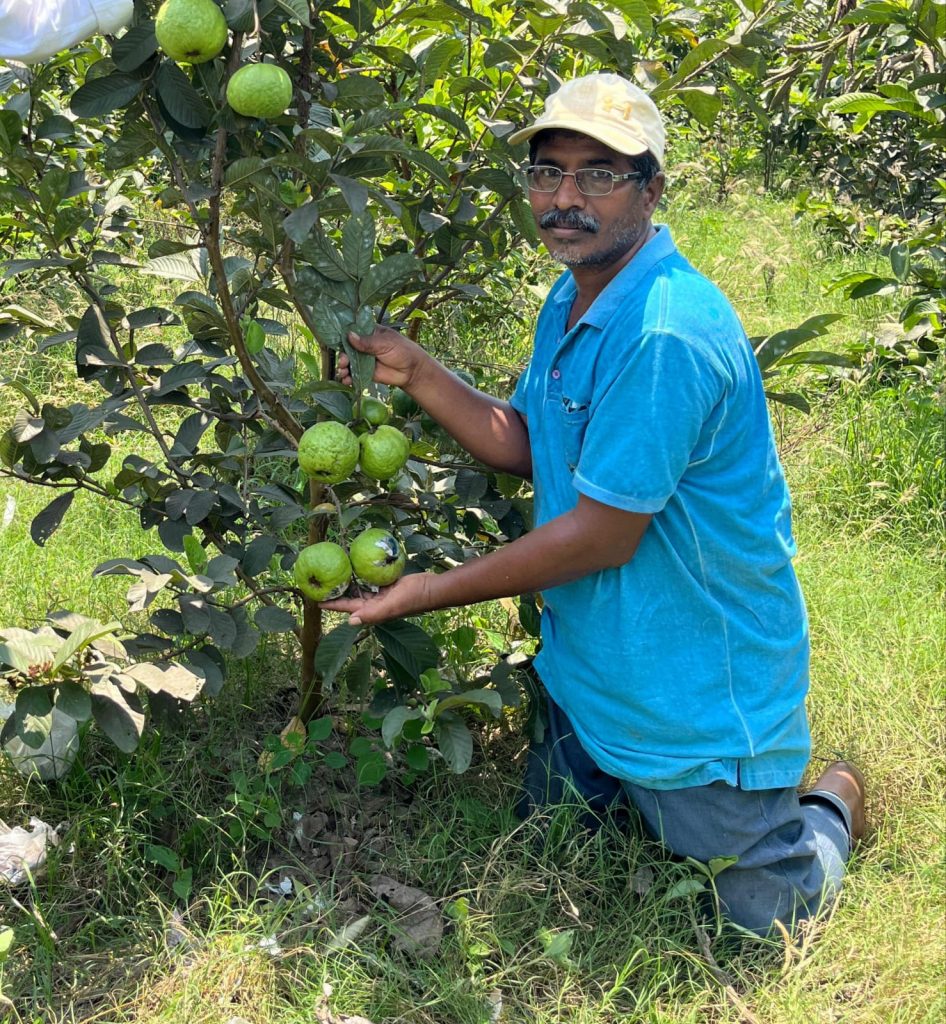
[551,369,561,379]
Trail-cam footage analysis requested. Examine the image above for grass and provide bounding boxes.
[0,186,944,1022]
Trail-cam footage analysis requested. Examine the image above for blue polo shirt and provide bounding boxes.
[510,226,811,791]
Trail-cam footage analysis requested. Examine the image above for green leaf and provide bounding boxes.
[342,334,376,397]
[753,314,844,372]
[112,21,158,72]
[31,491,75,547]
[307,715,333,742]
[358,253,422,306]
[421,37,464,82]
[324,750,347,769]
[0,110,22,154]
[244,319,266,354]
[434,688,502,717]
[890,243,910,282]
[274,0,313,26]
[15,686,55,748]
[434,712,473,773]
[54,681,92,722]
[38,168,70,214]
[666,877,706,900]
[375,619,439,682]
[283,201,320,244]
[678,85,722,127]
[539,927,574,962]
[183,534,208,574]
[172,867,193,901]
[381,705,424,748]
[676,38,729,80]
[355,749,388,786]
[604,0,652,34]
[140,252,204,283]
[224,156,270,187]
[71,73,143,118]
[91,679,145,753]
[405,743,429,772]
[254,605,298,633]
[145,843,181,872]
[51,617,122,673]
[342,213,376,279]
[0,927,14,962]
[708,855,739,877]
[314,622,361,687]
[156,62,211,129]
[765,390,811,414]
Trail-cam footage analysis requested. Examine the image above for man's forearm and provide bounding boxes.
[409,358,532,478]
[422,498,650,611]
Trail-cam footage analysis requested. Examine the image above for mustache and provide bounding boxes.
[539,209,600,233]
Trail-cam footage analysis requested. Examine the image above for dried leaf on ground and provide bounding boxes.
[369,874,444,958]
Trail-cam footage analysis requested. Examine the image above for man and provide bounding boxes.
[325,73,865,936]
[0,0,132,65]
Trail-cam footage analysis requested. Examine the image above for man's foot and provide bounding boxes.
[809,760,866,840]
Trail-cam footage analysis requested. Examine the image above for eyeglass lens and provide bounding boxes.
[526,166,618,196]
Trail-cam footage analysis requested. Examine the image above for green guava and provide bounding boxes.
[349,529,406,586]
[360,397,390,427]
[297,421,359,484]
[155,0,228,64]
[454,368,476,387]
[293,542,352,601]
[391,387,419,418]
[227,63,294,118]
[358,425,411,480]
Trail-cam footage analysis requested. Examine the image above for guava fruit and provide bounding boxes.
[297,421,359,484]
[360,397,390,426]
[391,387,419,418]
[227,63,294,119]
[293,542,352,601]
[155,0,228,64]
[349,529,406,586]
[358,425,411,480]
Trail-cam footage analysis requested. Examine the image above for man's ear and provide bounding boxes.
[641,172,666,217]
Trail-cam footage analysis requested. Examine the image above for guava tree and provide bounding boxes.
[0,0,813,777]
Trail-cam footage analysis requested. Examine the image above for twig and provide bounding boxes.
[687,902,763,1024]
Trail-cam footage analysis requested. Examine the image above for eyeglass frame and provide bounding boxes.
[523,163,646,196]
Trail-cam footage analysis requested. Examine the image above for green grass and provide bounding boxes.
[0,188,944,1023]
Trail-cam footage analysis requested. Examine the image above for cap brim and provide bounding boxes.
[507,118,651,158]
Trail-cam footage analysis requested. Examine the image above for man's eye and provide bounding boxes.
[585,169,613,182]
[535,167,559,182]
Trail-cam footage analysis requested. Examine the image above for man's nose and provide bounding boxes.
[553,173,586,208]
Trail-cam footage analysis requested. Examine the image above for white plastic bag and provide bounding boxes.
[0,0,133,64]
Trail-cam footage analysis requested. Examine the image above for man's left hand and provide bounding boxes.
[320,571,433,625]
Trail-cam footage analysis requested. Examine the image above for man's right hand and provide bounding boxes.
[337,326,428,391]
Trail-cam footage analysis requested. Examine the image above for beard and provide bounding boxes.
[540,209,647,270]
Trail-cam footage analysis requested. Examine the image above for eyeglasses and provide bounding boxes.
[524,164,645,196]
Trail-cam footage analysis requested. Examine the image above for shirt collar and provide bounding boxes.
[552,224,677,329]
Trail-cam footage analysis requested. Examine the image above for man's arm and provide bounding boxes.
[338,328,532,478]
[321,494,651,625]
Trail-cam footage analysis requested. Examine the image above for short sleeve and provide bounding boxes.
[573,331,727,513]
[510,360,533,415]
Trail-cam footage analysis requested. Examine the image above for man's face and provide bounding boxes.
[528,132,662,271]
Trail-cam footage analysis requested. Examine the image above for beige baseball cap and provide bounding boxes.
[508,73,665,167]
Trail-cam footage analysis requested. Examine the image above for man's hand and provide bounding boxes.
[320,571,433,626]
[337,327,428,390]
